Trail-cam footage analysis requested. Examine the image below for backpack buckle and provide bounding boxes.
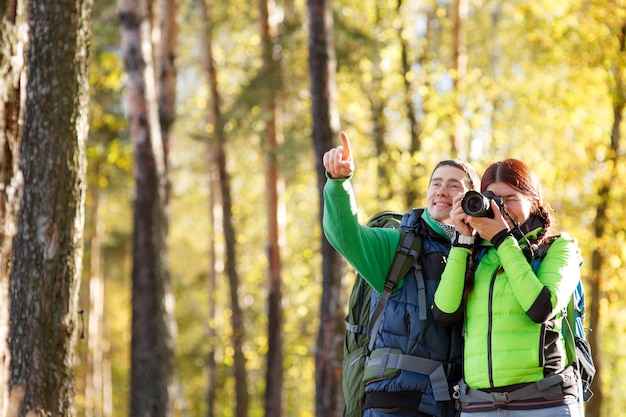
[492,392,510,403]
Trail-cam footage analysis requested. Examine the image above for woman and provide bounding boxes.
[433,159,582,416]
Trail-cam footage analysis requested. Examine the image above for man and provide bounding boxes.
[323,131,480,417]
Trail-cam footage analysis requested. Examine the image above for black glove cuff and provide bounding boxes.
[491,229,512,249]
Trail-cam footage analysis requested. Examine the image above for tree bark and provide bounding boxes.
[118,0,176,415]
[259,0,285,415]
[0,0,26,413]
[8,0,92,415]
[307,0,344,416]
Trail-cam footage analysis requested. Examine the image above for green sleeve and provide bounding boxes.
[322,176,400,294]
[500,234,580,314]
[434,246,469,313]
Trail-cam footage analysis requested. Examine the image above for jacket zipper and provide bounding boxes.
[487,268,498,388]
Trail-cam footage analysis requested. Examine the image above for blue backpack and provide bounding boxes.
[532,237,595,402]
[565,280,595,401]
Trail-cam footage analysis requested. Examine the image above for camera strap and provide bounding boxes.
[509,226,534,262]
[498,204,536,262]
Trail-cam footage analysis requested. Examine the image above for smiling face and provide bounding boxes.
[427,165,472,223]
[485,181,534,227]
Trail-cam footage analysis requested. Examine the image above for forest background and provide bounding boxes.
[1,0,626,416]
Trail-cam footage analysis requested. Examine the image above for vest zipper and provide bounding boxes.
[405,312,411,352]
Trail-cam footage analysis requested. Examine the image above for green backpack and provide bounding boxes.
[342,210,424,417]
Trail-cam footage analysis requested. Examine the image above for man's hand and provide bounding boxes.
[323,131,355,178]
[450,194,474,237]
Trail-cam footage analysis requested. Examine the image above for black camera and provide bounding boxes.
[461,190,504,218]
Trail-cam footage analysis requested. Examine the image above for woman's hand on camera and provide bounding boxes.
[467,199,510,241]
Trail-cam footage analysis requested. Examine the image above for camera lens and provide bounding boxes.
[461,191,494,218]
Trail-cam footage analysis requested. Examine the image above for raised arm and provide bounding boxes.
[322,131,400,293]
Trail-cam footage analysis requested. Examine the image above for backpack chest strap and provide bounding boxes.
[365,348,451,401]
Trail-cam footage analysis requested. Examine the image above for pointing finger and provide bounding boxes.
[339,131,352,162]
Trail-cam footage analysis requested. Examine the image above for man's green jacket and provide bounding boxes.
[323,175,449,293]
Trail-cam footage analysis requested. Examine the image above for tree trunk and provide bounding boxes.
[484,0,502,165]
[157,0,180,409]
[86,177,105,417]
[450,0,468,159]
[259,0,285,415]
[197,4,219,416]
[0,0,26,414]
[217,125,248,417]
[307,0,344,416]
[199,1,249,416]
[586,25,626,416]
[157,0,179,207]
[396,0,426,208]
[8,0,92,415]
[118,0,176,415]
[204,153,219,417]
[368,1,390,202]
[397,0,421,156]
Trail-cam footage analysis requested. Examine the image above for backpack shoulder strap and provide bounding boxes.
[562,297,578,364]
[531,234,559,266]
[384,230,422,292]
[367,229,423,352]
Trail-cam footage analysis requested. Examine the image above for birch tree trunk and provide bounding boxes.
[118,0,176,415]
[157,0,179,207]
[8,0,92,415]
